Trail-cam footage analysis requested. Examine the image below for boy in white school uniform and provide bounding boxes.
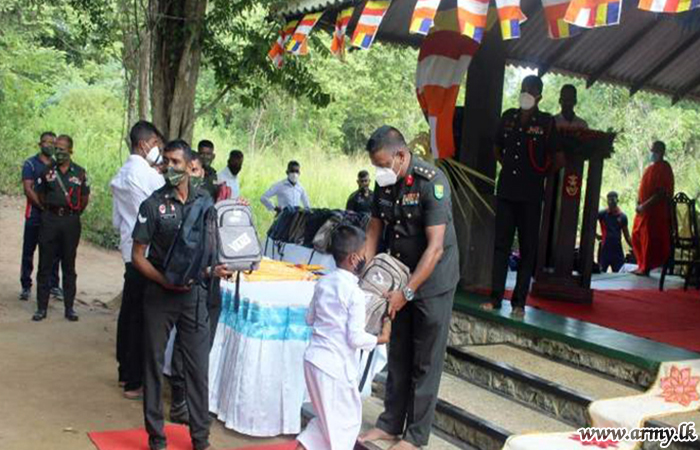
[297,225,392,450]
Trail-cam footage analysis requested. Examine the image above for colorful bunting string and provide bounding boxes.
[330,7,355,57]
[351,0,392,49]
[410,0,443,35]
[495,0,527,39]
[267,20,299,68]
[542,0,583,38]
[564,0,622,28]
[286,12,324,55]
[456,0,490,43]
[638,0,699,12]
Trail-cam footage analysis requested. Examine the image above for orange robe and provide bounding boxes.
[632,161,675,273]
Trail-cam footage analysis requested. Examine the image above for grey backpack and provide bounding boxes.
[215,200,262,272]
[360,253,411,335]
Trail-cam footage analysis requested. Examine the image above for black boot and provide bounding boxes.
[65,309,79,322]
[32,310,47,321]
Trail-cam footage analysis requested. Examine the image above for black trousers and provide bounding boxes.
[37,213,81,312]
[169,279,222,405]
[376,288,455,447]
[116,263,147,389]
[143,282,210,450]
[21,217,60,290]
[491,198,542,308]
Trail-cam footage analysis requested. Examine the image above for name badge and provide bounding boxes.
[527,126,544,135]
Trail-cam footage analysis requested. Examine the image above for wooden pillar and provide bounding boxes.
[454,26,506,291]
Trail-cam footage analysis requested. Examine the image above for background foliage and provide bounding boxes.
[2,1,700,251]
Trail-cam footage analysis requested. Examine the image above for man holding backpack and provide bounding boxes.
[132,140,230,450]
[359,126,460,450]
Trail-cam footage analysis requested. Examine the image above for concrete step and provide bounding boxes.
[374,371,570,450]
[446,343,639,427]
[301,397,470,450]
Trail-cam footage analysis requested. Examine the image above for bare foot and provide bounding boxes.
[389,440,420,450]
[511,306,525,319]
[480,302,499,312]
[359,428,397,443]
[632,269,650,277]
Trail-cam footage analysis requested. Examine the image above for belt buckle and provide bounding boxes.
[57,208,65,217]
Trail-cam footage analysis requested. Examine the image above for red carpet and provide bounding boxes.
[516,289,700,353]
[89,425,269,450]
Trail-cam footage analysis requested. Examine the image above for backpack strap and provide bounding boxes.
[359,349,375,393]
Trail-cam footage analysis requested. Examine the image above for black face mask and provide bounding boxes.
[41,145,55,157]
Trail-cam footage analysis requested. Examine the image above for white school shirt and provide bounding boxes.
[555,113,589,130]
[216,166,240,199]
[110,155,164,263]
[260,178,311,211]
[305,269,378,383]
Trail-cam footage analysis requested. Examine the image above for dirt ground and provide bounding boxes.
[0,196,288,450]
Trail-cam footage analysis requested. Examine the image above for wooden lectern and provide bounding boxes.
[531,130,616,303]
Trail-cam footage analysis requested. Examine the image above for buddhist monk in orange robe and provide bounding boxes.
[632,141,675,275]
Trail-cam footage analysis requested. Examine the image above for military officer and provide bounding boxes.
[132,140,228,450]
[482,75,562,318]
[197,140,218,199]
[33,134,90,322]
[345,170,373,214]
[359,126,460,450]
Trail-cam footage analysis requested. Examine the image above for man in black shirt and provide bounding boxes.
[346,170,373,214]
[197,140,218,199]
[597,191,632,273]
[132,140,229,450]
[483,75,562,318]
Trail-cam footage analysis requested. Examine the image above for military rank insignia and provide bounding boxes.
[434,184,444,200]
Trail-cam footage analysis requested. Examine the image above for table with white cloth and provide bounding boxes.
[208,277,387,437]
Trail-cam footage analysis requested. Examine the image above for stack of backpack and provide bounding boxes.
[312,210,370,254]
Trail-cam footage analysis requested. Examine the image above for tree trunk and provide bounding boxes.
[137,0,153,121]
[151,0,207,143]
[119,0,139,148]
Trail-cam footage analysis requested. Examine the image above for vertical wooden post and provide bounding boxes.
[454,26,507,291]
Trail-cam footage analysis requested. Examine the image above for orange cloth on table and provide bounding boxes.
[631,161,675,273]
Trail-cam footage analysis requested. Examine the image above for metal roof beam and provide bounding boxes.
[586,20,659,89]
[673,71,700,104]
[630,29,700,96]
[538,39,579,76]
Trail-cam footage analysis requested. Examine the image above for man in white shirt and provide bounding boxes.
[554,84,589,130]
[111,120,165,399]
[297,225,391,450]
[216,149,244,199]
[261,160,311,213]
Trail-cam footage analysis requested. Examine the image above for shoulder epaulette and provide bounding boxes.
[413,164,437,181]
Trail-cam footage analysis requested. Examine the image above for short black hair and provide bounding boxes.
[330,225,366,266]
[163,139,193,162]
[522,75,544,96]
[653,140,666,152]
[56,134,74,150]
[358,170,369,179]
[198,140,214,151]
[40,131,56,141]
[191,152,202,163]
[129,121,162,152]
[229,150,244,160]
[366,125,407,155]
[561,84,577,95]
[287,160,300,171]
[607,191,619,198]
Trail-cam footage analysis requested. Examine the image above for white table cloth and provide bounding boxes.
[263,237,336,270]
[208,277,387,437]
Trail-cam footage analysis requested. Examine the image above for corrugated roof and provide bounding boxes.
[278,0,700,102]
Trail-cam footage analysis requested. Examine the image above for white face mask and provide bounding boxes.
[519,92,537,111]
[375,158,399,187]
[146,146,162,165]
[288,172,300,184]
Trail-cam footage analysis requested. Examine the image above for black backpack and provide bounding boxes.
[163,194,216,286]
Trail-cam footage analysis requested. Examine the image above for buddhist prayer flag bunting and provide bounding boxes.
[638,0,700,12]
[416,30,480,159]
[267,20,298,68]
[564,0,622,28]
[495,0,527,39]
[410,0,442,35]
[330,7,354,57]
[351,0,391,49]
[456,0,490,42]
[542,0,582,38]
[286,12,323,55]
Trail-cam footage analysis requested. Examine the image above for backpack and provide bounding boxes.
[215,200,262,271]
[163,194,215,286]
[359,253,411,334]
[303,208,336,248]
[312,211,345,253]
[287,209,308,244]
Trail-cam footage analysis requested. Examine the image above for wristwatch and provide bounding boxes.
[403,286,415,302]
